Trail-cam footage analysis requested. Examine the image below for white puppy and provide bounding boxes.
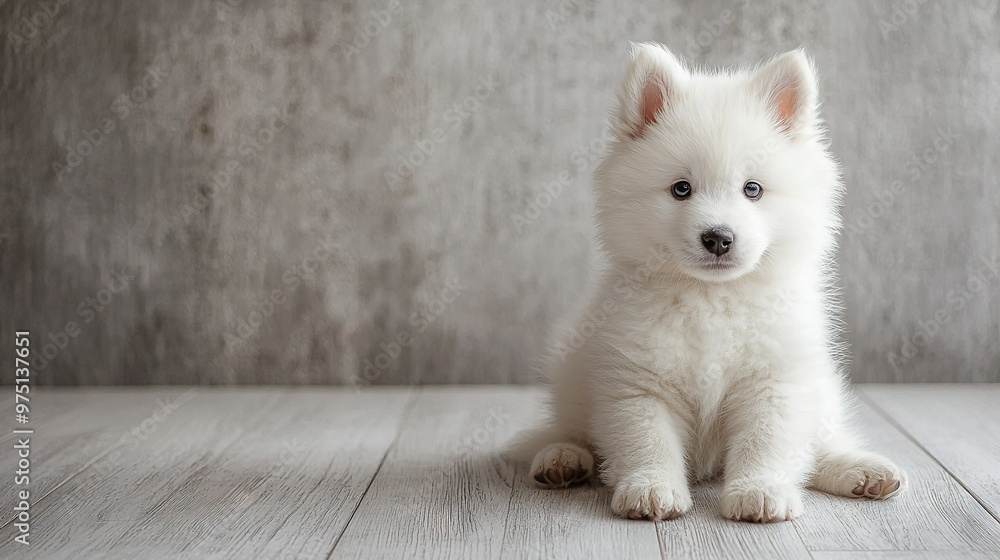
[519,43,906,522]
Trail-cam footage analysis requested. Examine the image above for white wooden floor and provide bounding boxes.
[0,385,998,559]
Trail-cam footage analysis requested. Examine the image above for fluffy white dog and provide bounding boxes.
[518,43,906,522]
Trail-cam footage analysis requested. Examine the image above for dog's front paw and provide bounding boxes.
[611,479,692,521]
[721,479,802,523]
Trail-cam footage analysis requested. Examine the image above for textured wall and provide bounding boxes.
[2,0,998,385]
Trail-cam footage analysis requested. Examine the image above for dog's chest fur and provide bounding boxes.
[590,276,827,479]
[603,279,801,383]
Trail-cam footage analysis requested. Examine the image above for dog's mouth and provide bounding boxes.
[685,254,748,281]
[678,244,756,282]
[700,261,737,271]
[693,256,740,272]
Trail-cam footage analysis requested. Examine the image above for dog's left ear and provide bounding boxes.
[750,49,819,137]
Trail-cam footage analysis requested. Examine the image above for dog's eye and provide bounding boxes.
[743,181,762,200]
[670,181,692,200]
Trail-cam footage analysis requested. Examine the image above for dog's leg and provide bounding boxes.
[594,394,692,521]
[719,379,814,523]
[810,430,907,500]
[517,352,597,488]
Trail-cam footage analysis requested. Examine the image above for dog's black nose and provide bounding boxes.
[701,227,734,256]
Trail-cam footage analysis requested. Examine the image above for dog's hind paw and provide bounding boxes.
[811,451,908,500]
[530,442,594,488]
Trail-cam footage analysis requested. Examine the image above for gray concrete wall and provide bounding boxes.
[2,0,998,385]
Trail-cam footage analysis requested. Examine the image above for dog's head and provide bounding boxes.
[595,43,842,283]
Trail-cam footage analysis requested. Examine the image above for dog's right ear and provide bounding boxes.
[614,42,688,140]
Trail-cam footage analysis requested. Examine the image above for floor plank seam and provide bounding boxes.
[0,388,202,531]
[654,519,667,560]
[857,390,1000,526]
[262,457,337,547]
[324,387,421,560]
[790,511,816,557]
[496,467,518,560]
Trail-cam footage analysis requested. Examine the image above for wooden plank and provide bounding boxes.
[0,388,412,559]
[794,398,1000,552]
[0,389,199,523]
[858,385,1000,521]
[0,389,284,559]
[176,388,413,559]
[330,386,535,560]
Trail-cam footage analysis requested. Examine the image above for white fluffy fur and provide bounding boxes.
[518,43,907,523]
